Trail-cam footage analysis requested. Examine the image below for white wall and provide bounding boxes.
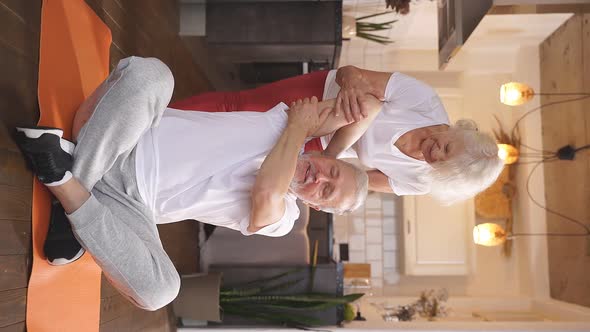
[446,13,573,73]
[341,0,439,71]
[333,193,404,290]
[337,1,573,302]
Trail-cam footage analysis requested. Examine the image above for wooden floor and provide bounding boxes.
[0,0,209,331]
[538,12,590,309]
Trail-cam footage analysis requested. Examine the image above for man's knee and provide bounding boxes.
[136,273,181,311]
[124,57,174,94]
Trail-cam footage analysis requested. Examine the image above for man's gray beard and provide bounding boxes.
[289,179,303,193]
[289,154,311,193]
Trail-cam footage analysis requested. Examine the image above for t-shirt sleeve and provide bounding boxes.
[388,174,430,196]
[385,72,441,113]
[239,194,300,237]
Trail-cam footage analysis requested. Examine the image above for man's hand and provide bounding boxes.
[288,96,333,137]
[334,66,386,123]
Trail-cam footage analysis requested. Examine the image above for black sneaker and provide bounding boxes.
[45,200,85,266]
[15,127,75,186]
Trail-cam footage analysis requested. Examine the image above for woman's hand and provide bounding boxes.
[288,97,333,137]
[334,66,385,123]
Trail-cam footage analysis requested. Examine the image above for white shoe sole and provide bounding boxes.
[47,247,85,266]
[16,127,75,154]
[44,171,73,187]
[17,127,63,138]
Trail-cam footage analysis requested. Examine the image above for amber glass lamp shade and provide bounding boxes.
[497,144,519,165]
[500,82,535,106]
[473,223,508,246]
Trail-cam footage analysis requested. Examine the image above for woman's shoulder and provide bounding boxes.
[428,95,450,124]
[380,161,431,196]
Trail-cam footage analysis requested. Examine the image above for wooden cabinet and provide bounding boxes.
[402,195,475,275]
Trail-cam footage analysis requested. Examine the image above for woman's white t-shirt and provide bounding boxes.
[320,71,450,196]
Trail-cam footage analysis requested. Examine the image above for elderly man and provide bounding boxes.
[15,57,368,311]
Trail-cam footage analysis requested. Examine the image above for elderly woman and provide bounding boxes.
[321,66,504,204]
[78,65,503,204]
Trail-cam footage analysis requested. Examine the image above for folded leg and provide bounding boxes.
[72,56,174,191]
[68,172,180,311]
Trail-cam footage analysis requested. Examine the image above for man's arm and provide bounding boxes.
[323,94,382,158]
[249,97,332,233]
[334,65,392,122]
[368,170,394,193]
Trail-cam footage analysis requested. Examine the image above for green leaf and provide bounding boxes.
[220,287,263,297]
[220,292,364,304]
[357,32,390,40]
[222,303,323,326]
[220,267,305,294]
[356,11,394,21]
[356,32,393,44]
[258,278,304,295]
[358,22,394,28]
[357,22,393,30]
[380,19,399,25]
[358,26,391,32]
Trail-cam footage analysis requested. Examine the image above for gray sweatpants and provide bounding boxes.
[67,57,180,311]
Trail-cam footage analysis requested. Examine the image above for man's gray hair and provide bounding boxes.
[424,119,504,205]
[314,161,369,215]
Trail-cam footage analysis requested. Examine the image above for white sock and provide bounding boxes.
[60,139,75,155]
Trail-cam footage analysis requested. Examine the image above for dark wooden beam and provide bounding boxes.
[0,255,29,291]
[0,288,26,328]
[0,221,30,256]
[0,185,31,222]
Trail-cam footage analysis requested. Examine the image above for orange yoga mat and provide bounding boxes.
[27,1,111,331]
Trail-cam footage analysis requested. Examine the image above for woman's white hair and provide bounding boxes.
[424,119,505,205]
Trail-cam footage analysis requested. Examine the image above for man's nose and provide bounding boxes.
[432,144,443,162]
[315,172,329,183]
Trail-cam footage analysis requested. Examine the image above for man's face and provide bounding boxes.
[290,154,358,211]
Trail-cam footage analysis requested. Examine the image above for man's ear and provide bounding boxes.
[302,200,321,211]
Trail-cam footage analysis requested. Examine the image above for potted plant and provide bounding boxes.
[219,268,363,327]
[174,268,364,328]
[343,12,397,45]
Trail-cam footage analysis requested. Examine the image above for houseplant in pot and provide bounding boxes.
[343,11,397,45]
[219,267,364,327]
[174,268,364,328]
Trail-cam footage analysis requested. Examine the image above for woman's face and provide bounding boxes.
[420,130,465,164]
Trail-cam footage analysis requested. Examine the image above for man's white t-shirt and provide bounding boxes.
[321,70,450,196]
[134,103,300,237]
